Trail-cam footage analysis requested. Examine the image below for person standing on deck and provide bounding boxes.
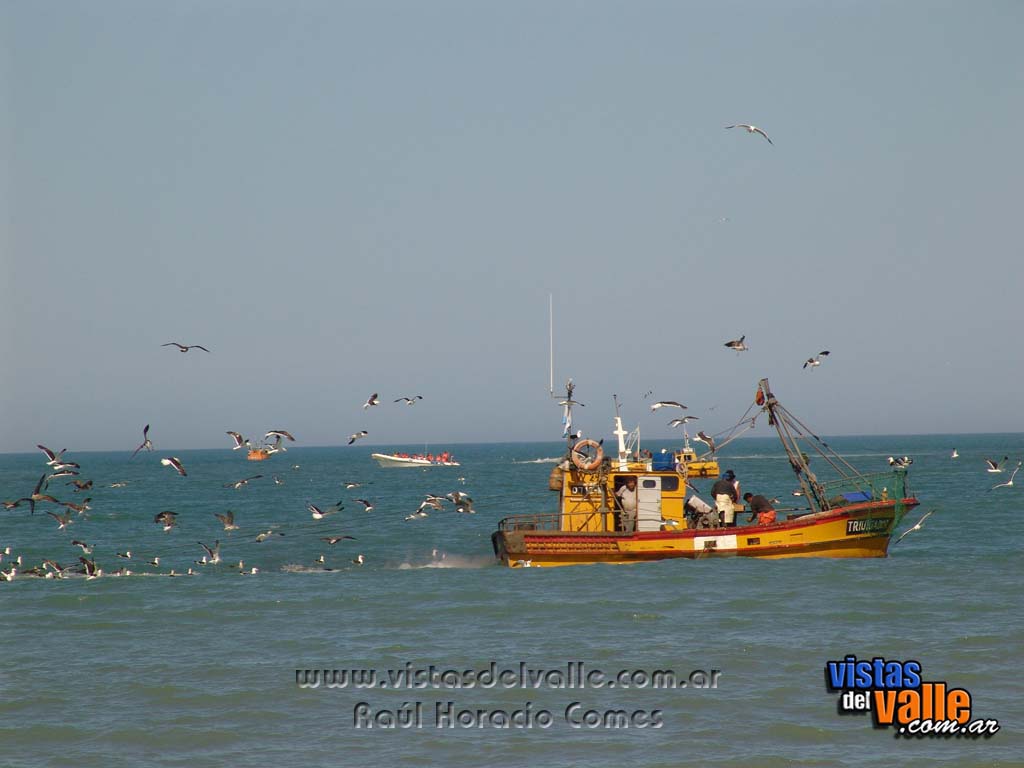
[615,476,638,533]
[711,471,739,527]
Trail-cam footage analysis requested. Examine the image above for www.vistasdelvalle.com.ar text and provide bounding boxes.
[295,661,721,691]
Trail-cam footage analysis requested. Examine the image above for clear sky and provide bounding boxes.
[2,1,1022,452]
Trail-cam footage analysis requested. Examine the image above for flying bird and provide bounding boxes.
[215,511,239,531]
[725,124,773,144]
[985,456,1009,473]
[154,510,178,531]
[888,456,913,468]
[650,401,686,412]
[224,475,263,490]
[197,540,221,564]
[803,351,831,370]
[160,457,187,476]
[265,429,295,443]
[321,535,357,544]
[394,396,423,405]
[894,510,935,544]
[724,335,749,353]
[131,424,154,458]
[668,416,699,427]
[37,445,68,466]
[226,431,250,450]
[990,461,1022,490]
[348,431,368,445]
[363,393,380,409]
[71,540,93,554]
[694,431,717,453]
[161,342,211,353]
[255,529,285,543]
[47,511,73,530]
[353,499,374,512]
[951,449,959,459]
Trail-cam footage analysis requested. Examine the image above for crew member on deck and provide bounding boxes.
[711,471,739,527]
[743,492,777,525]
[615,476,638,533]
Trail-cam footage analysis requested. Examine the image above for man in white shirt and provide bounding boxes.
[615,476,638,533]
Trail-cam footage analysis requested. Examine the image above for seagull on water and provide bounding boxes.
[725,124,773,145]
[894,510,935,544]
[724,335,749,353]
[348,431,368,445]
[215,511,239,531]
[79,557,101,579]
[888,456,913,468]
[161,342,210,353]
[985,456,1009,473]
[650,401,686,412]
[352,554,365,566]
[161,457,187,476]
[803,351,831,370]
[117,551,132,560]
[363,393,380,409]
[990,461,1022,490]
[131,424,154,458]
[344,481,362,489]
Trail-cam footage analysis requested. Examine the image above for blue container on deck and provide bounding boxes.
[842,491,872,503]
[652,454,675,471]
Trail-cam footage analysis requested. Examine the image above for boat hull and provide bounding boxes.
[371,453,460,468]
[492,499,917,567]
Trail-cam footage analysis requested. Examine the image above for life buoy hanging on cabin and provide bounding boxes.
[571,439,604,471]
[755,389,765,406]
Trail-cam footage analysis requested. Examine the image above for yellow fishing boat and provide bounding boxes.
[491,379,920,567]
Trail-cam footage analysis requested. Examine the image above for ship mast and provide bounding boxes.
[757,378,828,511]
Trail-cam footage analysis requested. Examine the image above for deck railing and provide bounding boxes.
[818,469,909,506]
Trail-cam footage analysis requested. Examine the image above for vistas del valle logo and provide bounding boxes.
[825,655,1000,738]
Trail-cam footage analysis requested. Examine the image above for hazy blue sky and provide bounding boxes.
[2,1,1022,452]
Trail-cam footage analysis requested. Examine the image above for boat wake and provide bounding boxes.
[511,457,562,464]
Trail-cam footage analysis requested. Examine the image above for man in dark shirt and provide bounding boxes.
[743,492,777,525]
[711,474,739,527]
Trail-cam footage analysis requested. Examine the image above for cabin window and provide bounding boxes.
[661,477,679,492]
[641,479,658,489]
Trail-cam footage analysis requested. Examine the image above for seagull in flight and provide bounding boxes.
[725,124,773,145]
[951,449,959,459]
[226,431,250,450]
[363,393,380,409]
[353,499,374,512]
[650,401,686,412]
[131,424,154,458]
[694,431,717,453]
[394,396,423,405]
[197,540,221,564]
[985,456,1009,473]
[47,511,73,530]
[215,510,239,531]
[888,456,913,468]
[162,342,210,353]
[894,510,935,544]
[348,431,368,445]
[668,416,699,427]
[224,475,263,490]
[724,335,749,353]
[321,535,357,544]
[161,457,187,476]
[37,444,68,466]
[255,529,285,543]
[803,351,831,370]
[990,461,1022,490]
[265,429,295,443]
[154,510,179,532]
[71,540,93,554]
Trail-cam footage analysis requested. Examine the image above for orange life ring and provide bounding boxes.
[755,389,765,406]
[571,439,604,471]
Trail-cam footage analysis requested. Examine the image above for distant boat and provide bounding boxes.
[372,453,460,468]
[247,449,270,461]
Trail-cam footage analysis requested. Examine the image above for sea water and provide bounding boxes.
[0,435,1020,766]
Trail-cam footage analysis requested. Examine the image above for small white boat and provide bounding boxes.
[371,453,460,468]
